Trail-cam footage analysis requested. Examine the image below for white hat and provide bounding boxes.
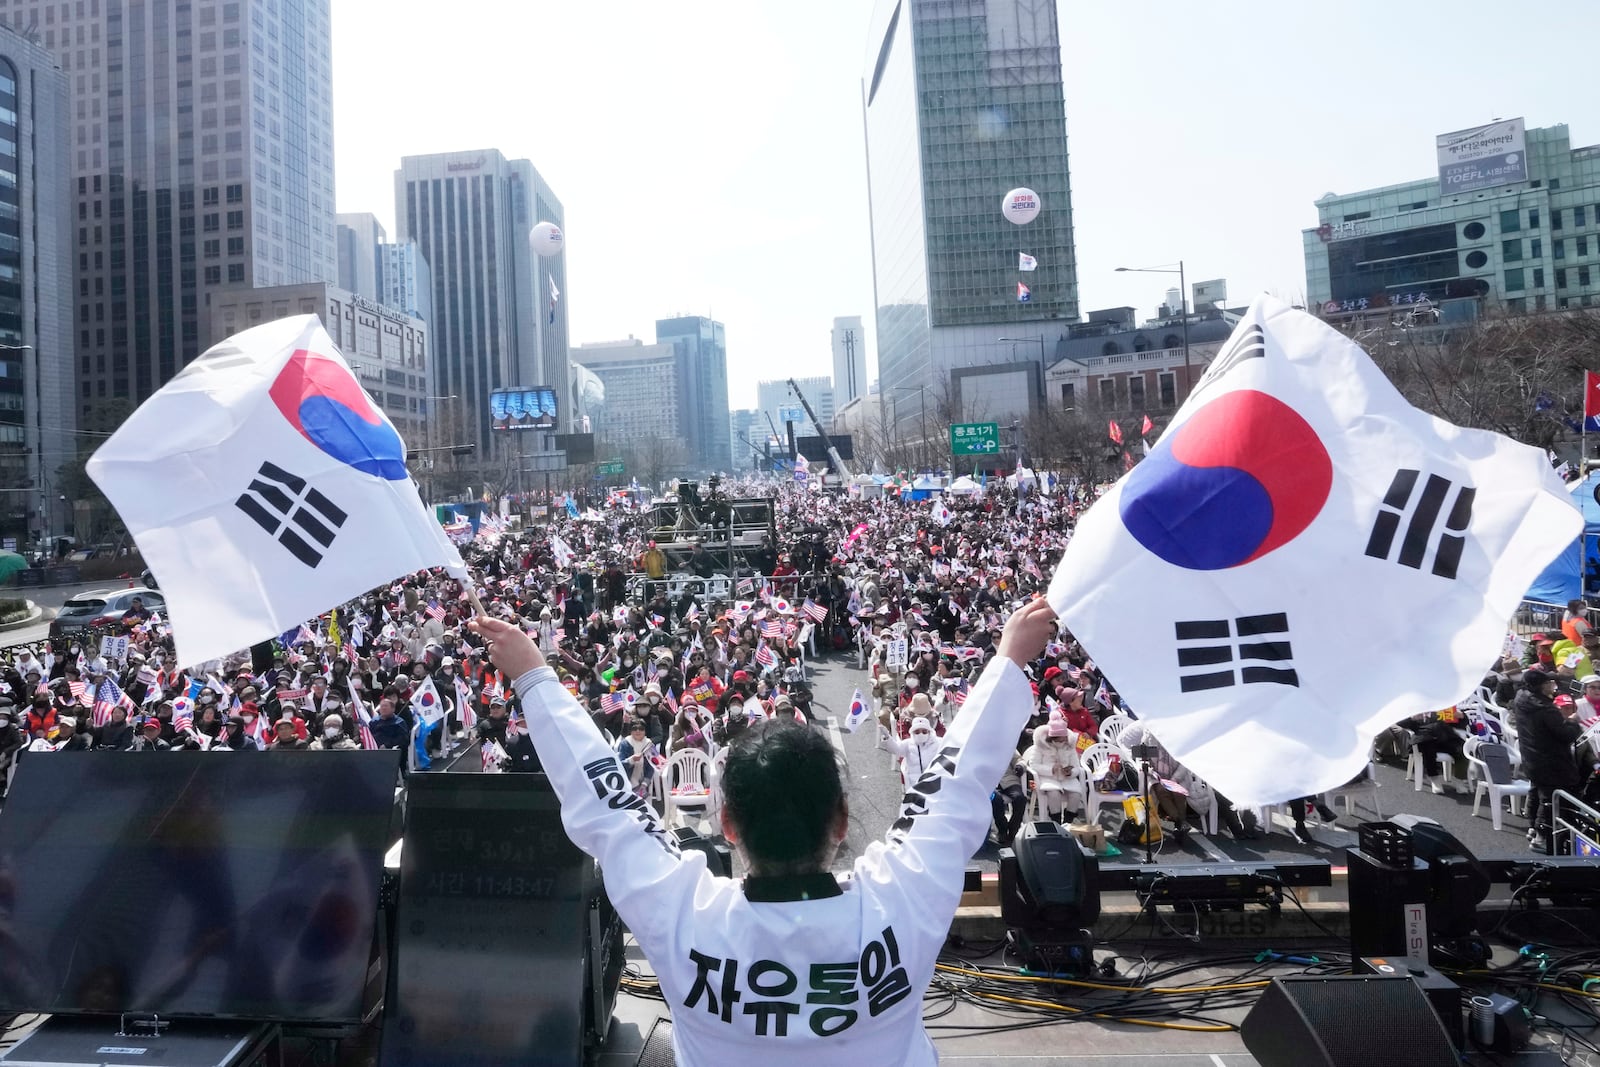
[909,716,933,735]
[1581,675,1600,687]
[323,713,344,727]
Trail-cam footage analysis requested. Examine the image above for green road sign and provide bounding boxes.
[949,421,1001,456]
[597,459,625,477]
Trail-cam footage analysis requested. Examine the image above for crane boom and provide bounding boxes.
[786,377,854,479]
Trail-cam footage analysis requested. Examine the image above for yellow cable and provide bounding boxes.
[935,962,1269,996]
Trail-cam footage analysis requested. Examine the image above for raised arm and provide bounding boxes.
[471,616,696,951]
[857,598,1055,943]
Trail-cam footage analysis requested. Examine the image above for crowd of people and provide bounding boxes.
[1,475,1595,857]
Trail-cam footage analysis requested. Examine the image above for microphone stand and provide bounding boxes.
[1133,743,1159,865]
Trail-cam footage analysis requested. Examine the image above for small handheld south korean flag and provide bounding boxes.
[1048,295,1581,807]
[87,315,467,670]
[842,688,870,734]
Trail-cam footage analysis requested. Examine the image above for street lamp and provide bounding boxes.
[1115,261,1191,398]
[885,385,930,470]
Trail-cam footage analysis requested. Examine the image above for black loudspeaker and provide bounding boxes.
[249,639,276,676]
[382,773,623,1067]
[999,821,1100,929]
[673,826,733,879]
[1346,845,1430,962]
[1242,975,1457,1067]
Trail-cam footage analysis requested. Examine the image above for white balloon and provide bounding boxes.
[1001,188,1041,226]
[529,221,564,257]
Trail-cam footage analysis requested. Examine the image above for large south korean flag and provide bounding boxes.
[88,315,467,670]
[1048,295,1580,806]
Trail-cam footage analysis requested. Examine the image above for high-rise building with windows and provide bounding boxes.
[0,27,72,549]
[1304,122,1600,318]
[394,149,568,459]
[656,315,728,471]
[862,0,1078,428]
[2,0,338,407]
[378,239,431,322]
[335,211,383,302]
[831,315,866,405]
[571,338,683,454]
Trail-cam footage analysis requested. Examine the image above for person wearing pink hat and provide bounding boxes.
[1026,710,1084,820]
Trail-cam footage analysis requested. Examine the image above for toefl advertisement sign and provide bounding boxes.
[1437,118,1526,194]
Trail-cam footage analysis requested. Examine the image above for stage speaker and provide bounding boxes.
[999,821,1099,930]
[1241,975,1457,1067]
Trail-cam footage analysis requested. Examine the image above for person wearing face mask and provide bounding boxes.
[880,715,944,789]
[214,715,260,752]
[0,697,24,774]
[1025,710,1085,821]
[669,698,710,754]
[308,712,360,751]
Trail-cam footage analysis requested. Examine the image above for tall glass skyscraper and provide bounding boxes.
[655,315,729,472]
[3,0,339,407]
[863,0,1078,427]
[0,26,72,548]
[394,150,568,459]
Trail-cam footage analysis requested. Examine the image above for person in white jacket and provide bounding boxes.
[470,596,1055,1067]
[1026,709,1085,820]
[880,715,943,789]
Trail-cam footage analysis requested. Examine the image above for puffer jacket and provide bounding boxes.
[1513,686,1583,789]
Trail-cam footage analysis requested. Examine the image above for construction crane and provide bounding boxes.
[785,377,854,480]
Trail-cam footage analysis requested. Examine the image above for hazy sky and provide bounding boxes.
[332,1,1597,410]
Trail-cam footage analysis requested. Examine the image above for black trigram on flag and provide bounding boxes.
[235,461,347,568]
[1364,469,1474,580]
[1174,612,1300,693]
[1192,323,1265,399]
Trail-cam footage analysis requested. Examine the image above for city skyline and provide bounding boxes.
[330,1,1598,411]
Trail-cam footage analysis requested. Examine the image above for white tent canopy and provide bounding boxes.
[947,475,983,496]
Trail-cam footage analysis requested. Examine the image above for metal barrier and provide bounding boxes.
[1512,598,1565,638]
[1550,788,1600,856]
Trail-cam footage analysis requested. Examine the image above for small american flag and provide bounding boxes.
[68,679,88,703]
[664,688,679,715]
[801,599,828,623]
[171,696,194,732]
[91,678,135,728]
[755,641,776,669]
[684,603,700,623]
[601,692,625,714]
[425,600,446,622]
[761,619,784,639]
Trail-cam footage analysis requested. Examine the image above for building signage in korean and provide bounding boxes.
[1437,118,1526,194]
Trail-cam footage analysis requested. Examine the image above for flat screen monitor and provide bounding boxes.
[0,750,401,1023]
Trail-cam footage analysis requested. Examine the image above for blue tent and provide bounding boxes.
[1526,472,1600,604]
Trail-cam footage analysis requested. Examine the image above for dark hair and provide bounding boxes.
[720,718,844,876]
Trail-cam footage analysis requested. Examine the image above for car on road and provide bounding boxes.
[48,587,165,641]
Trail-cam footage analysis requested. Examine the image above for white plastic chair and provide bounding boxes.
[1182,772,1219,836]
[1097,713,1135,749]
[1406,733,1460,792]
[1464,736,1530,831]
[707,747,730,824]
[661,748,717,829]
[1079,742,1133,823]
[1322,762,1382,820]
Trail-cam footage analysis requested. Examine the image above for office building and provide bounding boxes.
[335,211,384,303]
[1043,305,1234,418]
[571,338,683,454]
[862,0,1079,428]
[209,282,428,443]
[831,315,866,405]
[394,150,568,460]
[757,376,833,444]
[378,240,431,322]
[656,315,729,471]
[0,28,71,549]
[1305,122,1600,317]
[3,0,339,405]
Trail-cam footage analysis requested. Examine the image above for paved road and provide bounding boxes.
[801,647,1541,876]
[0,581,132,647]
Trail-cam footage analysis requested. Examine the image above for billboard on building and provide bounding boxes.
[489,387,558,431]
[1436,118,1526,194]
